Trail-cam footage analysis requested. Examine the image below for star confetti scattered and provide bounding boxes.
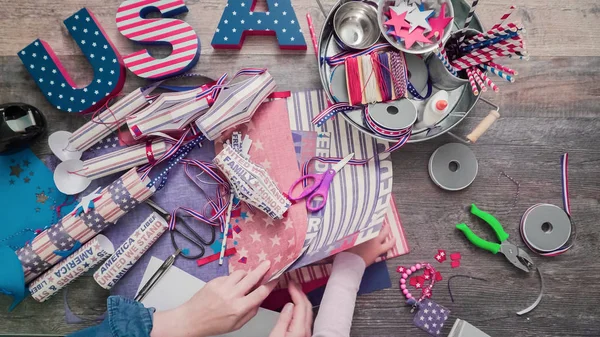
[36,192,49,204]
[10,164,23,178]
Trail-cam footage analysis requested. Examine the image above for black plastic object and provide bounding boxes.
[0,103,47,153]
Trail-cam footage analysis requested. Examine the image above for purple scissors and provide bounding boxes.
[288,153,354,212]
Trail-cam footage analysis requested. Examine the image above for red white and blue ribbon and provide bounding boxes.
[324,43,391,66]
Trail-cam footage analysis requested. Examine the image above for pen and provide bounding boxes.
[134,248,181,302]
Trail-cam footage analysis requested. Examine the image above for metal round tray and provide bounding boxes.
[318,0,485,143]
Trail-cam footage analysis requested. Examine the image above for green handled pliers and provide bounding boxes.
[456,204,535,272]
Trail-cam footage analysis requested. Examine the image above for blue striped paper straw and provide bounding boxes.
[479,64,515,82]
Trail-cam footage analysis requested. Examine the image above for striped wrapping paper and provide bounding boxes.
[16,168,155,283]
[196,71,275,140]
[68,89,148,152]
[128,85,213,139]
[81,140,168,180]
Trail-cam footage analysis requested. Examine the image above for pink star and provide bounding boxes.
[425,3,453,40]
[397,266,406,273]
[384,10,411,37]
[397,27,431,49]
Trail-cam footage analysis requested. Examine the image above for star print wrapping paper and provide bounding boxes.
[15,168,155,284]
[211,0,306,50]
[116,0,200,80]
[216,98,308,280]
[28,235,114,302]
[18,8,125,114]
[413,299,450,337]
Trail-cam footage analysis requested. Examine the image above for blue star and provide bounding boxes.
[83,262,90,268]
[209,239,223,254]
[240,212,249,220]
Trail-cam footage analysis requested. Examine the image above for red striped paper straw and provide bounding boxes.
[466,68,479,95]
[491,5,516,30]
[487,62,517,75]
[470,67,487,92]
[307,13,319,60]
[475,68,499,92]
[462,24,520,46]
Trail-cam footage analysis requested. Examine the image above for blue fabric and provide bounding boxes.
[67,296,154,337]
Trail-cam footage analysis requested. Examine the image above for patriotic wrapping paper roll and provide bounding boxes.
[18,8,126,114]
[196,71,275,140]
[28,235,114,302]
[214,144,291,219]
[128,84,214,139]
[67,89,149,152]
[16,168,155,283]
[81,140,168,180]
[116,0,200,79]
[93,212,167,290]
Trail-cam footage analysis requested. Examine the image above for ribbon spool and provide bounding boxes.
[364,99,416,139]
[520,203,573,256]
[428,143,478,191]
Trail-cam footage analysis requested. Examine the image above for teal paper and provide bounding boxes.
[0,148,71,310]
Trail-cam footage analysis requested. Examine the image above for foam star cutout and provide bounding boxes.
[390,3,416,18]
[385,10,411,36]
[425,3,453,40]
[397,27,431,48]
[72,187,103,216]
[405,4,434,33]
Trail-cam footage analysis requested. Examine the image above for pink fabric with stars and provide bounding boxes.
[215,98,308,279]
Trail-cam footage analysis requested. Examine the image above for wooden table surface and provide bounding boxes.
[1,0,599,336]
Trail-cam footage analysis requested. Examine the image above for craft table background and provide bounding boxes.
[0,0,599,336]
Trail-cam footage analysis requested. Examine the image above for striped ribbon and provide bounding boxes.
[520,153,574,256]
[324,43,391,66]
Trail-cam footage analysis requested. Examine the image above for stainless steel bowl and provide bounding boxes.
[333,1,381,50]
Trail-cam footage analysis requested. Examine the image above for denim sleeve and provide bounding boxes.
[67,296,155,337]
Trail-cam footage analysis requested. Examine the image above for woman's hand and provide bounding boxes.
[151,260,277,337]
[269,281,313,337]
[346,223,396,267]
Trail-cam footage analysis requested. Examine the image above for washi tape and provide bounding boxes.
[428,143,478,191]
[94,212,167,289]
[520,204,572,254]
[28,235,114,302]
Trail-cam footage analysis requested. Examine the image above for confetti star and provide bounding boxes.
[396,27,431,49]
[232,28,236,32]
[274,20,278,24]
[84,28,88,33]
[224,19,229,24]
[224,37,228,41]
[10,164,23,177]
[24,177,30,183]
[385,9,411,36]
[283,11,287,15]
[283,28,287,33]
[95,31,99,35]
[81,40,86,44]
[425,3,453,40]
[103,45,108,49]
[405,5,434,33]
[241,19,245,24]
[257,19,261,24]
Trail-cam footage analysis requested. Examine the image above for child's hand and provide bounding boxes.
[346,224,396,267]
[269,281,313,337]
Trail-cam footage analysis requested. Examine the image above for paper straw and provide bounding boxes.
[307,13,319,60]
[470,68,487,92]
[196,71,275,140]
[93,212,167,289]
[462,24,520,46]
[28,235,114,302]
[475,68,499,92]
[67,89,148,152]
[466,68,480,95]
[452,48,511,70]
[491,5,516,30]
[218,196,234,266]
[461,31,519,53]
[435,44,458,76]
[81,140,168,180]
[16,168,155,283]
[457,0,480,45]
[487,61,518,75]
[479,64,515,82]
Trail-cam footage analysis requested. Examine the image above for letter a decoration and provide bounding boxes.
[212,0,307,50]
[18,8,126,114]
[116,0,201,80]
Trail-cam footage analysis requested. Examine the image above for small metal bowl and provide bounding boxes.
[378,0,454,54]
[333,1,381,50]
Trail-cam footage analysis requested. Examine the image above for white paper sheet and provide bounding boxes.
[137,257,280,337]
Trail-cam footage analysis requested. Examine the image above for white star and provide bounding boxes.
[257,19,261,24]
[249,11,253,15]
[67,108,72,112]
[32,53,37,57]
[61,83,66,87]
[59,94,63,99]
[232,28,236,32]
[224,37,228,41]
[113,58,117,63]
[266,11,270,15]
[99,68,103,72]
[74,15,79,19]
[50,81,54,85]
[274,2,279,6]
[428,302,433,307]
[440,251,445,257]
[70,97,74,101]
[21,51,25,55]
[110,70,114,74]
[48,92,52,96]
[29,65,34,69]
[270,235,281,246]
[432,309,437,314]
[95,90,99,95]
[81,40,85,44]
[274,20,278,24]
[34,41,39,46]
[291,20,295,24]
[103,45,108,49]
[81,99,86,103]
[238,247,248,257]
[257,250,267,262]
[90,53,95,58]
[92,42,96,47]
[224,19,228,24]
[424,323,429,329]
[216,28,220,32]
[95,31,99,35]
[57,105,61,109]
[284,218,294,230]
[241,2,245,6]
[72,26,77,31]
[52,69,57,74]
[264,217,275,227]
[282,28,287,33]
[86,17,90,22]
[250,231,262,242]
[428,316,433,321]
[83,88,88,92]
[92,101,96,105]
[233,11,236,15]
[43,56,47,60]
[84,28,88,33]
[274,254,282,263]
[405,6,434,32]
[283,11,287,15]
[101,56,106,61]
[97,79,101,83]
[108,81,113,85]
[41,67,45,71]
[260,160,271,170]
[241,19,245,24]
[291,37,295,41]
[424,309,429,314]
